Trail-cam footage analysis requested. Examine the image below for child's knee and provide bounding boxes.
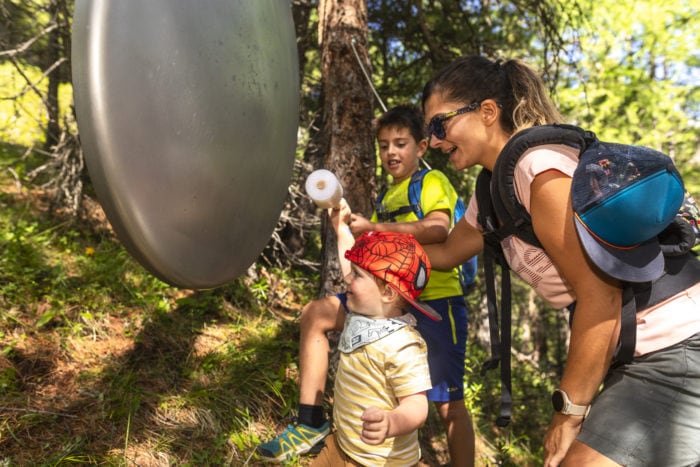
[301,297,343,332]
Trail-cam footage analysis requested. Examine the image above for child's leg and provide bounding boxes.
[309,433,364,467]
[299,295,347,407]
[257,295,347,462]
[415,296,475,466]
[435,400,475,467]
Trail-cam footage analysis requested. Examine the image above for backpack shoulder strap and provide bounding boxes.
[412,167,468,224]
[476,169,508,258]
[615,251,700,364]
[490,124,594,248]
[476,124,595,427]
[476,169,513,426]
[375,168,429,222]
[407,168,429,219]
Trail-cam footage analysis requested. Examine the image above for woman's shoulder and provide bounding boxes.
[515,143,579,179]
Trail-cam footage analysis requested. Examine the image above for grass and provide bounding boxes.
[0,150,308,464]
[0,140,557,466]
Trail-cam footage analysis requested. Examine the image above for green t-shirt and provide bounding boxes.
[371,170,463,300]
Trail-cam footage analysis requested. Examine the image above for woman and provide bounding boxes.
[421,55,700,466]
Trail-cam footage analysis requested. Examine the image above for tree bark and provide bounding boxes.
[44,0,62,150]
[316,0,374,297]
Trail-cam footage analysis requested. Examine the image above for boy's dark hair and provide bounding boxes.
[374,104,425,144]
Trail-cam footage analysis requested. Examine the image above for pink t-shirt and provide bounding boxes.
[465,144,700,355]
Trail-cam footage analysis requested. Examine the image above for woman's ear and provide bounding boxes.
[480,99,500,127]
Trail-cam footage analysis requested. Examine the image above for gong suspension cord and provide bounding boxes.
[350,37,431,170]
[350,38,387,113]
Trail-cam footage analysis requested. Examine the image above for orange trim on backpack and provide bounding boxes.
[575,212,641,251]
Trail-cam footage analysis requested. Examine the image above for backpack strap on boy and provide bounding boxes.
[375,169,428,222]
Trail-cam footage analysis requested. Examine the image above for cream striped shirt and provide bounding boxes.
[333,324,431,466]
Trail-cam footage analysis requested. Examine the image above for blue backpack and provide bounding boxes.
[375,168,478,294]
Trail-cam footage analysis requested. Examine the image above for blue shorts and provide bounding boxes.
[338,294,468,402]
[578,332,700,466]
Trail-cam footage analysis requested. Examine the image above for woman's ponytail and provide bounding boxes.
[502,60,563,132]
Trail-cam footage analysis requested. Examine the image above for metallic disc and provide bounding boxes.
[72,0,299,288]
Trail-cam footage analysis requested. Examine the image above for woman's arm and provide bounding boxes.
[422,216,484,271]
[359,393,428,445]
[529,170,622,466]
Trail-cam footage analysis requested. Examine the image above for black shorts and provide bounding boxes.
[578,332,700,466]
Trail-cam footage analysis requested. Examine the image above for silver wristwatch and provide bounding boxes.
[551,389,591,418]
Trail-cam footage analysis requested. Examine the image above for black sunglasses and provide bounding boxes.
[425,100,483,140]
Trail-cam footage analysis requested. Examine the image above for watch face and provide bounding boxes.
[552,390,565,411]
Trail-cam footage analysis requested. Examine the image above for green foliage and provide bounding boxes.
[1,137,317,462]
[0,207,171,332]
[362,0,587,210]
[0,1,55,68]
[464,325,558,466]
[0,210,311,464]
[557,0,700,169]
[555,0,700,208]
[368,0,573,109]
[0,62,75,147]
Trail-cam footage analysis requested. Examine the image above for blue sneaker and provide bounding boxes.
[256,420,330,463]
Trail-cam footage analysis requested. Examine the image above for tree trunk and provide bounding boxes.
[316,0,374,297]
[44,0,62,150]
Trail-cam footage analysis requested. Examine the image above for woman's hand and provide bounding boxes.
[543,414,584,466]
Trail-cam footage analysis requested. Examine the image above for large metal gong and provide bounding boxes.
[72,1,299,289]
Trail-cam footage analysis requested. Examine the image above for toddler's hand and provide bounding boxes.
[360,406,390,445]
[328,198,351,233]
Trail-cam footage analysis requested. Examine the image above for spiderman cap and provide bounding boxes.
[345,231,442,321]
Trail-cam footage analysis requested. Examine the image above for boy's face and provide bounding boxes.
[377,125,427,184]
[344,264,394,319]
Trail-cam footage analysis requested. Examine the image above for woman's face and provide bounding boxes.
[423,93,487,171]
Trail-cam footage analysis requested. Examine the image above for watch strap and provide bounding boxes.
[553,389,591,418]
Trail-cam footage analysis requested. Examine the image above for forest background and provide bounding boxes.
[1,0,698,465]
